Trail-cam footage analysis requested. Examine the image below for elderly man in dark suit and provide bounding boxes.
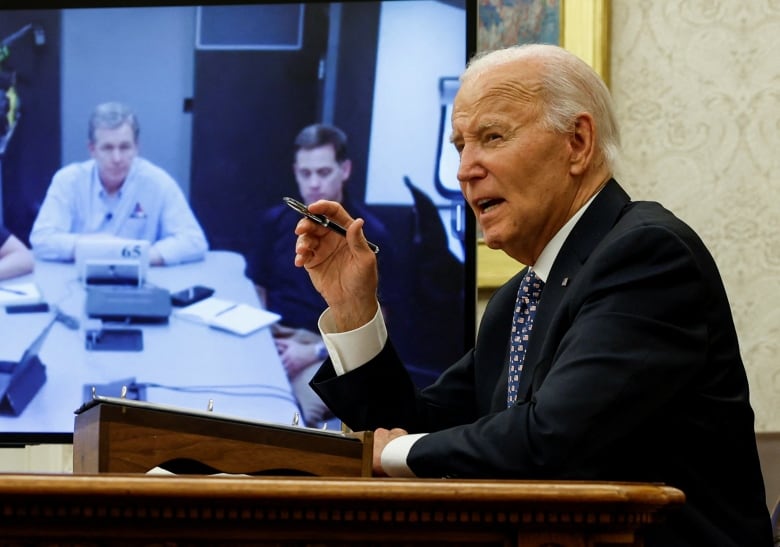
[291,44,772,547]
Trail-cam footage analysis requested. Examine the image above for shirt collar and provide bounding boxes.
[91,163,112,200]
[531,190,601,283]
[92,157,139,199]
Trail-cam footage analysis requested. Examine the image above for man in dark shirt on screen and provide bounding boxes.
[246,123,397,427]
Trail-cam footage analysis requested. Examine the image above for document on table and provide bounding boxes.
[175,296,280,336]
[0,282,43,307]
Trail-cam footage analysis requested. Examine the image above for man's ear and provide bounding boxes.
[340,158,352,179]
[569,113,596,176]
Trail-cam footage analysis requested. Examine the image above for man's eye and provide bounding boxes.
[316,168,333,177]
[486,133,502,142]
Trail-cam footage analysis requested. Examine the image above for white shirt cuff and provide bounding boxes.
[380,433,426,478]
[317,303,387,375]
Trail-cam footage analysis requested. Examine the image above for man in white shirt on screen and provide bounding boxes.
[30,102,208,266]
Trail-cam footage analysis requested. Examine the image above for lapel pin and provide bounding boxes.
[561,277,569,287]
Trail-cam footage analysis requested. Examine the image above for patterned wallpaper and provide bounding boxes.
[610,0,780,430]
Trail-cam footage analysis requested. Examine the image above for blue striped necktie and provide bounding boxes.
[507,270,544,407]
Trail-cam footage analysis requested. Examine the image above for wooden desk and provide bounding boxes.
[0,474,683,546]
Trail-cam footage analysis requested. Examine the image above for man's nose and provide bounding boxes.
[456,146,484,183]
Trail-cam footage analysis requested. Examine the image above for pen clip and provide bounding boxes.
[282,196,308,215]
[283,196,327,226]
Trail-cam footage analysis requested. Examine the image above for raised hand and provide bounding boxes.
[293,200,379,332]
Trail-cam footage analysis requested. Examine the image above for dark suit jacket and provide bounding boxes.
[311,180,772,547]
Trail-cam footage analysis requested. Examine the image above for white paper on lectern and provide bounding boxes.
[175,296,280,336]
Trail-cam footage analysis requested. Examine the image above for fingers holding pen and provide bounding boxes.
[293,218,368,268]
[291,200,333,266]
[293,200,375,266]
[345,218,375,255]
[291,199,380,331]
[293,216,343,268]
[308,200,374,252]
[292,224,319,268]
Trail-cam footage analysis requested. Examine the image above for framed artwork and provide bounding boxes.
[477,0,561,51]
[477,0,610,81]
[560,0,610,85]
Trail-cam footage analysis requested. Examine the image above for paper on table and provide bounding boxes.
[209,303,281,336]
[0,283,43,307]
[175,296,235,323]
[175,296,280,336]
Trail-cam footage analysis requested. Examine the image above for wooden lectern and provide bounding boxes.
[73,397,372,476]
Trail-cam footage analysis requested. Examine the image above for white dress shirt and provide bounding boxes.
[30,157,208,265]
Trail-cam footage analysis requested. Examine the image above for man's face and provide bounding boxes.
[293,144,351,205]
[451,59,579,265]
[89,123,138,194]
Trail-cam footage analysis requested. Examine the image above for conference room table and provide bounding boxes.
[0,251,299,438]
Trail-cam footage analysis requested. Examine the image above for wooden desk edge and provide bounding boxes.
[0,473,685,505]
[0,474,684,546]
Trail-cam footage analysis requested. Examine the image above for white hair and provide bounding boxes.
[462,44,620,172]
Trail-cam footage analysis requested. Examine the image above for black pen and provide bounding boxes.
[283,197,380,254]
[0,286,27,296]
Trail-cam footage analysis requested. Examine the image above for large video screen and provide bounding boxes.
[0,0,476,443]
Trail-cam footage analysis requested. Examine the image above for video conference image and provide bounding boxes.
[0,1,474,441]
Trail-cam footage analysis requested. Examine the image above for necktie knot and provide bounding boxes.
[519,270,544,305]
[507,270,544,407]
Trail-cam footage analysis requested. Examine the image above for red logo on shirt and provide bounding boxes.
[130,202,147,219]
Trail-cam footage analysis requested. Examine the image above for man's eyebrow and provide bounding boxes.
[477,119,505,132]
[449,119,505,143]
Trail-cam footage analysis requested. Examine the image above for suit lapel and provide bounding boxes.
[516,180,631,399]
